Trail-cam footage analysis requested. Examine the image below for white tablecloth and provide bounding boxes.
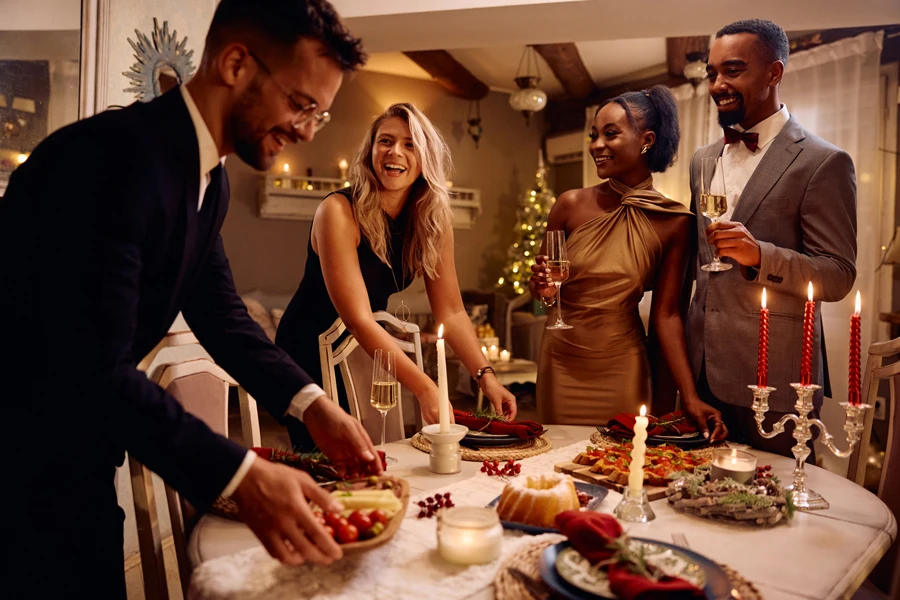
[188,426,896,600]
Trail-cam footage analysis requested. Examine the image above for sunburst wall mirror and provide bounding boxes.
[123,18,196,102]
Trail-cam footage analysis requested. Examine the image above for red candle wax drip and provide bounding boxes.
[757,305,769,388]
[801,298,815,387]
[849,303,861,405]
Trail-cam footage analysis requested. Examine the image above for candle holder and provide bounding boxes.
[421,424,468,474]
[749,383,871,510]
[613,488,656,522]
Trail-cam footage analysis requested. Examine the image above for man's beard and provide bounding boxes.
[715,94,746,128]
[230,77,272,171]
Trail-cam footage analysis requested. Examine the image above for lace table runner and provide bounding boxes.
[188,441,589,600]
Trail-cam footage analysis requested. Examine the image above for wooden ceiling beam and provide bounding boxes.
[665,36,710,78]
[545,71,688,137]
[533,43,595,100]
[402,50,489,100]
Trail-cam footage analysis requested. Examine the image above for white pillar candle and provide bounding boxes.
[628,405,648,495]
[481,345,488,360]
[437,325,450,434]
[499,349,511,362]
[488,344,500,361]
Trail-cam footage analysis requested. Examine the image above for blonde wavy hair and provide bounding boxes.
[348,103,453,280]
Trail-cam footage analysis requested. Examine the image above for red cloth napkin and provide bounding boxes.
[555,511,705,600]
[607,410,697,438]
[453,409,544,439]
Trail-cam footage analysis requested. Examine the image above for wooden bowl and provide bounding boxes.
[322,475,410,553]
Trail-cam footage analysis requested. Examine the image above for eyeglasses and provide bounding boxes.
[247,50,331,132]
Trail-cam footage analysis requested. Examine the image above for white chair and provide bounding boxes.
[132,329,261,599]
[318,311,423,441]
[847,336,900,597]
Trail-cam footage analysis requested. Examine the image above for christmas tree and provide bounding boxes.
[498,151,556,295]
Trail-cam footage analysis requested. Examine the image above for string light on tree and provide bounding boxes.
[499,151,556,295]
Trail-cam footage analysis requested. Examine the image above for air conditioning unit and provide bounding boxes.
[545,130,585,165]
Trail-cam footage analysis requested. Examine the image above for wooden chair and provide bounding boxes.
[318,311,423,441]
[132,328,261,599]
[847,336,900,597]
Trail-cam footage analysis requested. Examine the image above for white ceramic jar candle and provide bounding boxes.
[710,448,757,484]
[437,507,503,565]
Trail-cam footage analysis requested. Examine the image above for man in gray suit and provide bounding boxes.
[686,19,857,457]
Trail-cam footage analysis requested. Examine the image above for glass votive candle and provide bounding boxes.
[499,349,511,362]
[710,448,757,484]
[437,507,503,565]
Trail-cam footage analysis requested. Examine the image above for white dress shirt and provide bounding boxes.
[716,104,791,222]
[179,86,328,497]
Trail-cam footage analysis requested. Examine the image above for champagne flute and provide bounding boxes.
[700,156,732,272]
[544,229,573,330]
[370,349,399,465]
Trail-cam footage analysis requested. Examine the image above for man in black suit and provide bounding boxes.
[0,1,380,597]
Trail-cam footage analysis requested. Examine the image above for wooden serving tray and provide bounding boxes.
[554,462,669,501]
[320,475,410,553]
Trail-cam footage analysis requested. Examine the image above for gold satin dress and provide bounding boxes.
[537,178,693,425]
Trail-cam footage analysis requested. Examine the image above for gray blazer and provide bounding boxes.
[686,116,857,412]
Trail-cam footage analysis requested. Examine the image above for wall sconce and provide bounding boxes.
[467,100,483,148]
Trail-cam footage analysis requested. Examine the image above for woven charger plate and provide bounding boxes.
[410,432,552,461]
[493,535,763,600]
[590,430,728,460]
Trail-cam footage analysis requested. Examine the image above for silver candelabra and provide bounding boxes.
[749,383,871,510]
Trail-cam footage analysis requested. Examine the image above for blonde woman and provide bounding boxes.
[276,103,516,450]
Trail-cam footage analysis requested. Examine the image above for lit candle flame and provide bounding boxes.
[855,290,861,315]
[639,405,646,417]
[731,448,738,466]
[283,163,290,174]
[338,158,348,170]
[438,324,444,339]
[807,281,813,302]
[762,287,767,309]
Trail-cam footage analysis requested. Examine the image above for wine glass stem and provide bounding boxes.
[380,411,387,451]
[555,283,563,325]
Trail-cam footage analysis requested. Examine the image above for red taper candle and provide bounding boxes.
[758,288,769,388]
[849,291,861,405]
[800,282,815,386]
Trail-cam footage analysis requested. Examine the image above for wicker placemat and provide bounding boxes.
[493,535,764,600]
[494,535,563,600]
[590,430,728,460]
[409,433,552,461]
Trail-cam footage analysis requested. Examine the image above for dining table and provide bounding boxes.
[187,425,896,600]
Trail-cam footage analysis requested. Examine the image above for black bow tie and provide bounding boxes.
[724,128,760,152]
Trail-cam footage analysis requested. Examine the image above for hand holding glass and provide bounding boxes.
[700,156,732,272]
[544,230,573,330]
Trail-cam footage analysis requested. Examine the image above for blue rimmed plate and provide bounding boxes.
[485,482,609,534]
[539,540,732,600]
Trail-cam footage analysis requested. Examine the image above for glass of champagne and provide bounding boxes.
[544,230,573,330]
[370,349,399,465]
[700,156,732,272]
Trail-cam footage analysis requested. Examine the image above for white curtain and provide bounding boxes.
[582,32,894,475]
[778,31,889,474]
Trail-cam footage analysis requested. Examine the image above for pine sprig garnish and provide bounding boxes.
[468,408,509,422]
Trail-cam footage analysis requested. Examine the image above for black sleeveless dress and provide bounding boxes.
[275,188,413,450]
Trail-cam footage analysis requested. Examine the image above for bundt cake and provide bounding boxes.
[495,473,580,528]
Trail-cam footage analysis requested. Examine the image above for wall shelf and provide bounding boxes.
[258,175,482,229]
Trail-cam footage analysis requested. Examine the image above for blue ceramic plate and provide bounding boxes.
[485,482,609,534]
[539,540,733,600]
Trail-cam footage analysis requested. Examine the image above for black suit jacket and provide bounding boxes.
[0,90,314,513]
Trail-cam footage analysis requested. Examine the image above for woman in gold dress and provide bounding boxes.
[530,86,727,442]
